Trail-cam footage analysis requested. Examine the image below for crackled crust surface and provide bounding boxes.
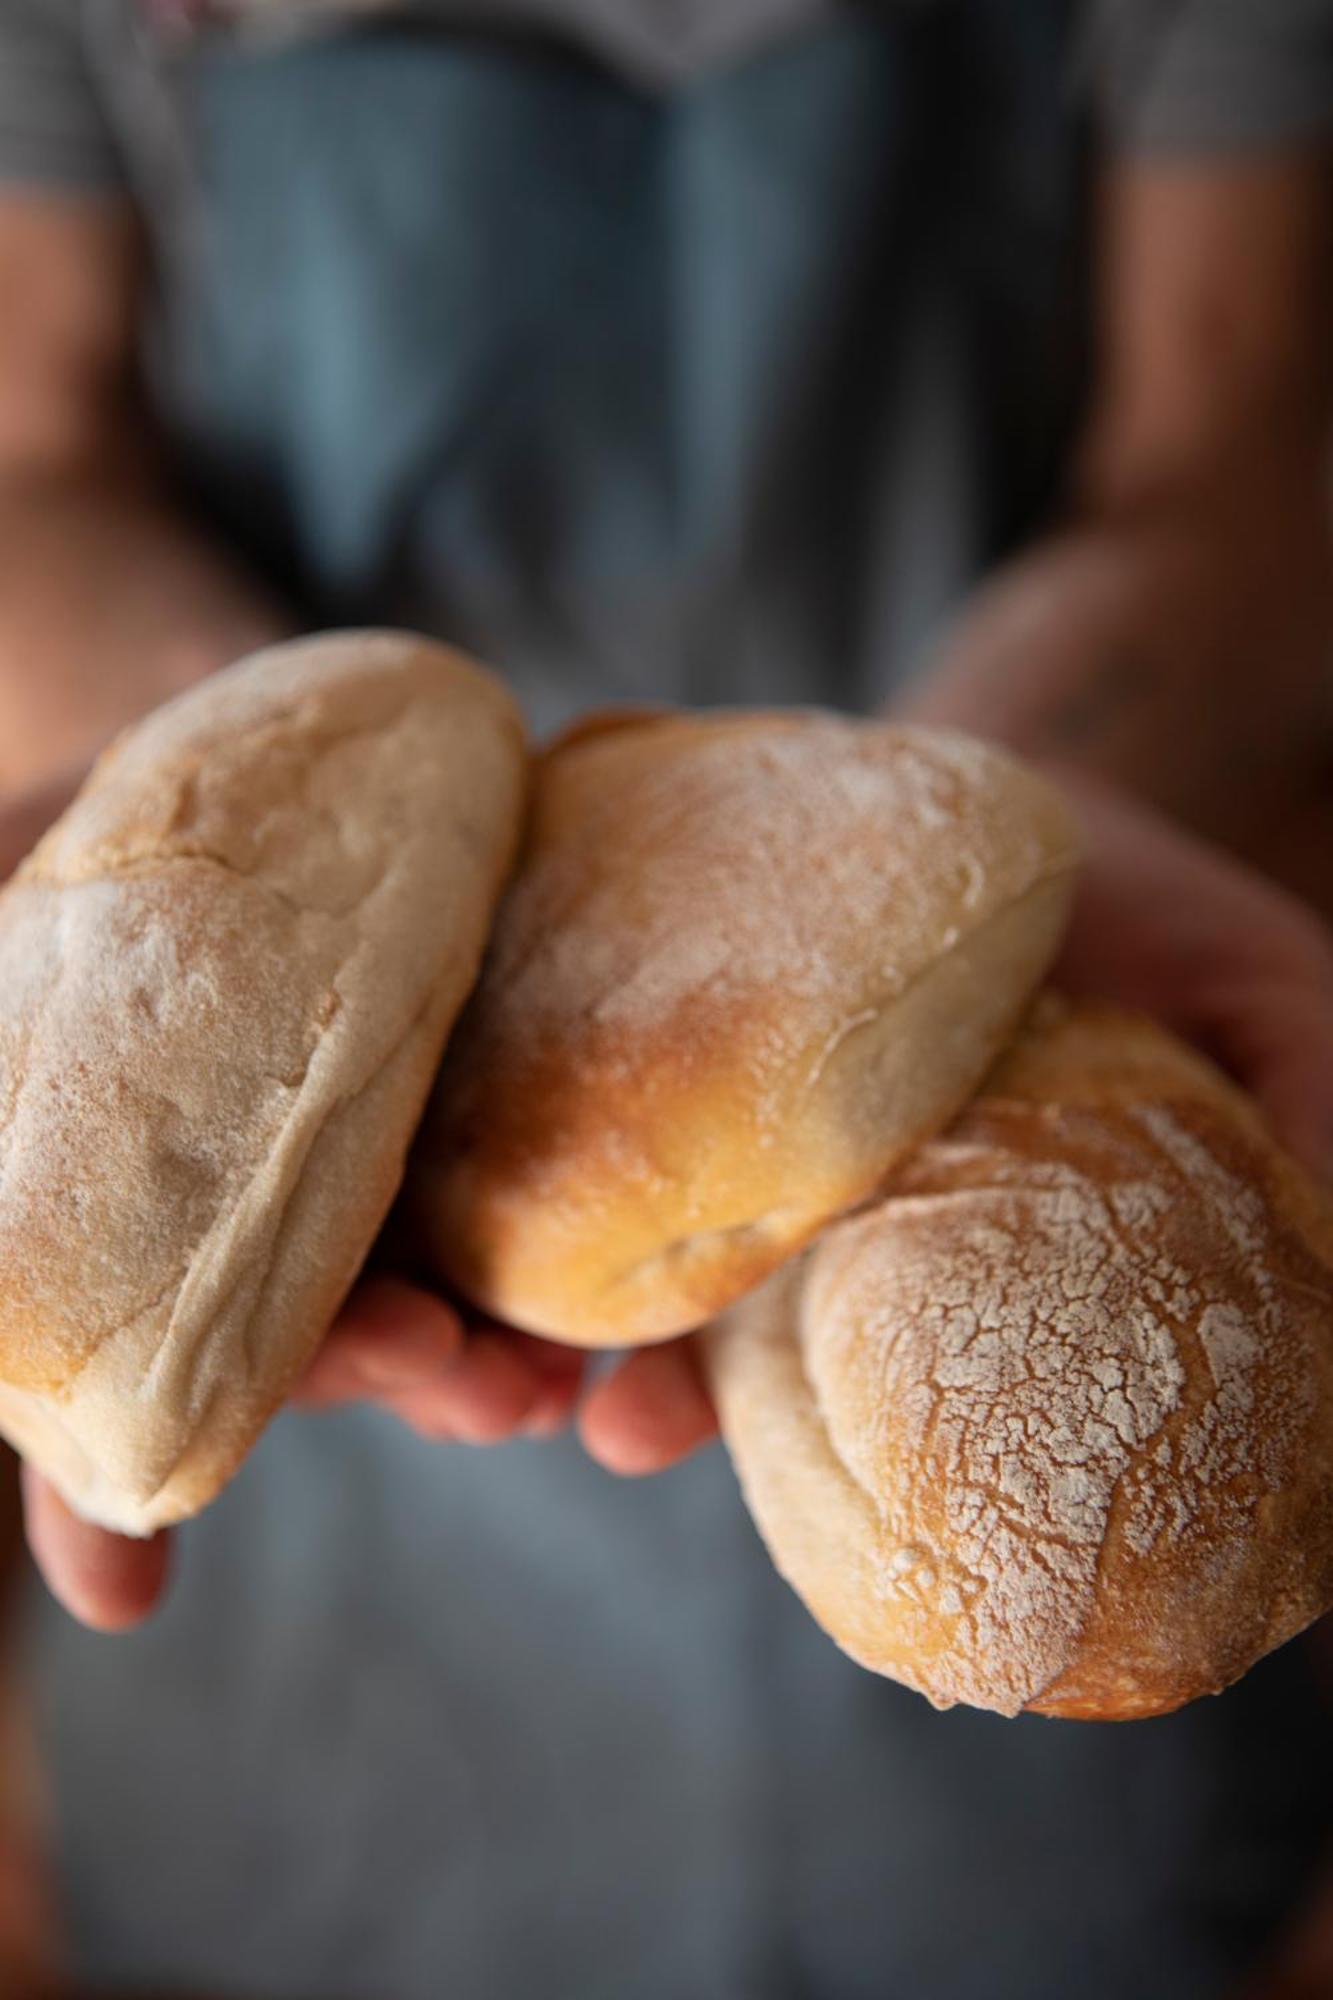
[710,1001,1333,1719]
[413,710,1080,1347]
[0,632,527,1532]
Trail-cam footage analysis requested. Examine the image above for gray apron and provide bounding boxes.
[26,11,1333,1997]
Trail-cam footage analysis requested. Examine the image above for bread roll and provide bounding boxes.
[411,709,1079,1347]
[710,999,1333,1719]
[0,632,526,1535]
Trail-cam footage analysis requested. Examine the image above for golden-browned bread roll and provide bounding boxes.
[710,999,1333,1720]
[0,632,527,1535]
[411,709,1080,1347]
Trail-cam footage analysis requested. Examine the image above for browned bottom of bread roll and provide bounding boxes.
[710,999,1333,1719]
[411,708,1080,1348]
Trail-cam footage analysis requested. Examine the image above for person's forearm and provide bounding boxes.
[0,465,286,796]
[904,149,1333,865]
[0,195,288,796]
[900,455,1333,843]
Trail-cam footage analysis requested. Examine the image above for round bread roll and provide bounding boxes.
[0,632,527,1535]
[710,999,1333,1720]
[411,709,1080,1347]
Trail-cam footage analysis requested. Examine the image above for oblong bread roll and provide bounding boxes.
[411,709,1080,1347]
[0,632,527,1534]
[710,999,1333,1719]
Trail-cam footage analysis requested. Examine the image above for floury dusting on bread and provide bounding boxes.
[710,1002,1333,1720]
[411,709,1081,1347]
[0,633,527,1534]
[7,648,1325,1726]
[527,727,1036,1037]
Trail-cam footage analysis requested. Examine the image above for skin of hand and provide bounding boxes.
[0,1828,59,2000]
[8,546,1333,1631]
[0,192,724,1627]
[1045,772,1333,1176]
[0,777,709,1632]
[5,151,1332,1638]
[601,152,1333,1494]
[0,1457,61,1998]
[584,770,1333,1466]
[0,1778,59,2000]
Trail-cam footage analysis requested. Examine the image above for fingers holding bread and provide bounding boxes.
[8,645,1333,1733]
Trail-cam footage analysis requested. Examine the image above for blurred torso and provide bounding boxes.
[27,11,1333,1999]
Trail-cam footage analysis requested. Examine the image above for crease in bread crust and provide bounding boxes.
[4,841,371,1411]
[593,862,1058,1301]
[145,976,438,1504]
[499,862,1079,1344]
[0,633,528,1530]
[149,978,440,1503]
[420,712,1082,1347]
[717,1005,1333,1721]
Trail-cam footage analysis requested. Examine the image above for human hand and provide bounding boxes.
[18,1283,719,1632]
[0,1573,61,2000]
[0,775,713,1631]
[576,760,1333,1493]
[27,759,1333,1624]
[0,1823,59,2000]
[1230,1845,1333,1999]
[973,767,1333,2000]
[1047,768,1333,1177]
[32,759,1323,1629]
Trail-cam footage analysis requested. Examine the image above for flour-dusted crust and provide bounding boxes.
[710,1000,1333,1719]
[411,710,1080,1347]
[0,633,527,1534]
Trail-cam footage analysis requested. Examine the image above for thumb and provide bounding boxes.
[1199,966,1333,1181]
[21,1470,171,1634]
[0,770,82,884]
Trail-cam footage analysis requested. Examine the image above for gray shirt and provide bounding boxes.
[3,0,1333,192]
